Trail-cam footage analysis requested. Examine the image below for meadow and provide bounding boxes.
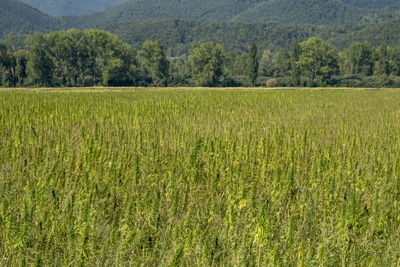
[1,88,400,265]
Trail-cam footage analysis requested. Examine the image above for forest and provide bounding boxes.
[1,29,400,88]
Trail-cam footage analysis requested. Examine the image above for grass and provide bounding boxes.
[1,88,400,265]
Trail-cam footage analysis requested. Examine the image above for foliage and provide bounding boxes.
[24,29,140,87]
[247,43,259,86]
[101,19,342,54]
[4,1,400,55]
[0,36,27,87]
[5,28,400,88]
[296,38,339,86]
[342,42,375,76]
[232,0,399,25]
[25,33,55,87]
[70,0,400,28]
[139,40,170,87]
[189,43,225,87]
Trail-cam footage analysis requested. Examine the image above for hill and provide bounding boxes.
[71,0,400,28]
[71,0,261,28]
[330,18,400,48]
[3,0,400,53]
[101,19,356,55]
[19,0,127,16]
[101,18,400,54]
[232,0,397,25]
[0,0,59,38]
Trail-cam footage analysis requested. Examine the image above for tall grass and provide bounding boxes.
[1,90,400,265]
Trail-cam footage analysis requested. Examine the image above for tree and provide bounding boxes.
[14,50,27,86]
[247,43,259,86]
[170,58,191,86]
[0,42,13,87]
[25,33,55,87]
[342,41,375,76]
[139,40,170,87]
[24,29,140,87]
[289,40,301,86]
[189,42,225,87]
[297,37,339,86]
[389,46,400,76]
[84,29,140,86]
[0,35,28,87]
[375,43,390,76]
[273,48,290,77]
[259,49,274,77]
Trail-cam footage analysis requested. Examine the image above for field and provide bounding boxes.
[1,88,400,265]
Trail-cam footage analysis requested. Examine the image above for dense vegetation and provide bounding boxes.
[3,1,400,55]
[2,90,400,265]
[101,19,342,54]
[70,0,400,27]
[231,0,398,25]
[331,18,400,48]
[19,0,126,16]
[2,29,400,88]
[0,0,59,39]
[97,18,400,54]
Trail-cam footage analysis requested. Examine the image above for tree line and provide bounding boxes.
[2,29,400,88]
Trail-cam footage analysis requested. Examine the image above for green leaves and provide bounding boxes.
[139,40,170,87]
[24,30,140,87]
[189,42,225,87]
[247,42,259,86]
[296,37,339,86]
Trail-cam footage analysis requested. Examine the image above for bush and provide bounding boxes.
[266,78,278,87]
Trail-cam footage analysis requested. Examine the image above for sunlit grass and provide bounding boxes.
[1,89,400,265]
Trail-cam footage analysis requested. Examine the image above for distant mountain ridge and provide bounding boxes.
[101,19,344,53]
[3,0,400,54]
[70,0,400,28]
[19,0,126,16]
[102,18,400,54]
[0,0,59,38]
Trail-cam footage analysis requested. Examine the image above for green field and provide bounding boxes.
[1,89,400,265]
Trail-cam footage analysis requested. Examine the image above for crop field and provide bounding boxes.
[1,88,400,265]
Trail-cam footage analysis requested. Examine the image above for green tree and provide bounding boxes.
[170,58,191,86]
[14,50,28,86]
[0,42,13,87]
[85,29,140,86]
[274,48,291,78]
[248,42,259,86]
[342,41,375,76]
[139,40,170,87]
[389,46,400,76]
[289,40,301,86]
[25,33,54,87]
[189,42,225,87]
[375,43,390,76]
[259,49,274,77]
[0,35,27,87]
[297,37,339,86]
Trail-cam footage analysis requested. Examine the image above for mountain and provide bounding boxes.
[331,18,400,48]
[3,0,400,54]
[97,18,400,54]
[101,19,356,55]
[232,0,397,25]
[19,0,127,16]
[342,0,400,9]
[71,0,400,28]
[0,0,59,38]
[71,0,261,28]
